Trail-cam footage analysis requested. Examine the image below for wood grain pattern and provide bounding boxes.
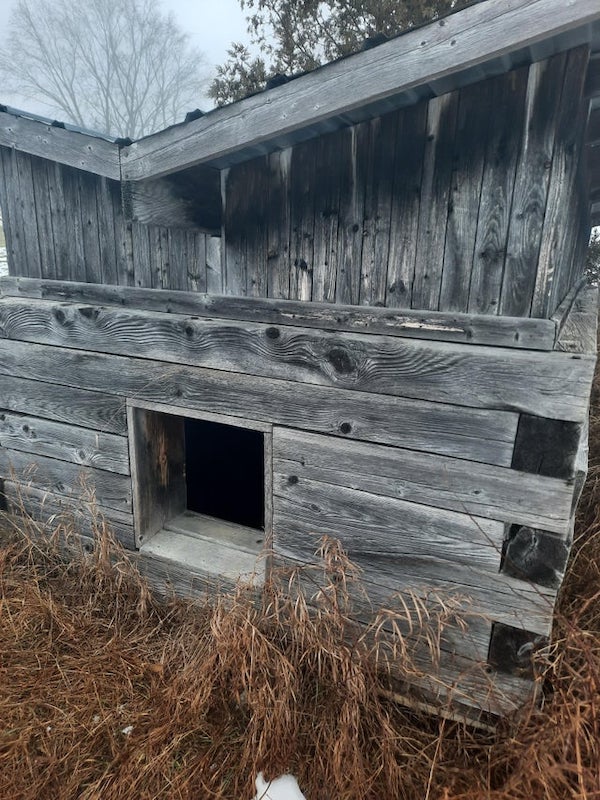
[272,480,555,635]
[120,0,600,180]
[0,447,132,512]
[438,83,490,312]
[0,338,518,466]
[412,91,459,310]
[128,405,186,546]
[14,151,42,279]
[0,110,120,179]
[0,277,557,350]
[1,480,135,549]
[0,411,129,474]
[532,46,591,318]
[0,297,590,420]
[0,374,127,434]
[273,428,574,535]
[468,68,528,314]
[385,102,427,308]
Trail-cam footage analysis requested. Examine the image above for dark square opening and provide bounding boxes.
[184,418,265,530]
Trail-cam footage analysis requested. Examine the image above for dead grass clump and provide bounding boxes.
[0,506,473,800]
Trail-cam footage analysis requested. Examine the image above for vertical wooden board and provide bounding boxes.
[468,67,529,314]
[438,82,492,312]
[131,222,153,288]
[266,150,291,299]
[412,91,459,311]
[335,122,369,306]
[552,125,590,312]
[532,46,590,318]
[96,177,119,286]
[158,227,170,289]
[108,178,133,286]
[79,171,103,284]
[0,147,21,276]
[128,406,186,545]
[289,141,316,301]
[167,228,189,291]
[223,163,248,296]
[499,55,566,317]
[205,235,222,294]
[312,131,341,304]
[187,231,207,292]
[48,163,70,281]
[30,157,57,280]
[385,101,427,308]
[146,225,162,289]
[61,164,86,282]
[244,156,269,298]
[14,151,42,278]
[359,112,398,306]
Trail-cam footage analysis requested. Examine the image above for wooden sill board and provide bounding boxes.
[140,511,266,585]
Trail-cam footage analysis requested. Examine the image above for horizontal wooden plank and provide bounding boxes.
[0,448,132,513]
[0,411,129,474]
[0,112,120,179]
[0,374,127,435]
[120,0,600,180]
[273,429,574,535]
[1,480,135,549]
[0,297,593,420]
[0,277,557,350]
[0,339,517,466]
[272,484,555,636]
[273,474,505,570]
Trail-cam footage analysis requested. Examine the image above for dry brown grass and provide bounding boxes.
[1,387,600,799]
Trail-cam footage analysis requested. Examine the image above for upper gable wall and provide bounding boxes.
[222,47,591,318]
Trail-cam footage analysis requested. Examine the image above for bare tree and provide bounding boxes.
[0,0,207,139]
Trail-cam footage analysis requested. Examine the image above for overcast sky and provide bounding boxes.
[0,0,254,113]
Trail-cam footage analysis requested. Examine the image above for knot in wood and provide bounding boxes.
[327,346,354,375]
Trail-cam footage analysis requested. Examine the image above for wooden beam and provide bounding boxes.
[588,142,600,193]
[0,277,558,350]
[120,0,600,180]
[0,338,519,467]
[0,111,120,179]
[0,296,593,421]
[122,164,222,233]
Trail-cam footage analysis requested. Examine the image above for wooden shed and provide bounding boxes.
[0,0,599,721]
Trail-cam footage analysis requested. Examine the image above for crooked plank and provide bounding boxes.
[0,277,557,349]
[273,428,574,535]
[0,411,129,474]
[0,296,591,420]
[0,110,120,179]
[0,338,518,466]
[120,0,600,180]
[0,448,132,512]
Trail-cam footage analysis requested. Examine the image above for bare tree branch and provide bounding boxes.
[0,0,207,139]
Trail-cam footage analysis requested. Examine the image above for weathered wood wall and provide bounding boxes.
[0,148,221,292]
[222,48,591,319]
[0,278,595,716]
[0,47,591,320]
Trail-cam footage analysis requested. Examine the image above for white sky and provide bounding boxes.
[0,0,253,114]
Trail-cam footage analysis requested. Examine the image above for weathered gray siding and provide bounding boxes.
[0,280,594,716]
